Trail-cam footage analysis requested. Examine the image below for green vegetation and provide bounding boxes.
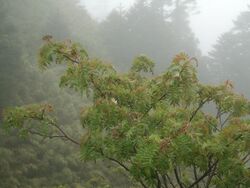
[1,0,250,187]
[4,38,250,188]
[0,1,124,187]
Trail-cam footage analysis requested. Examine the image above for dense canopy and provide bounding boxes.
[4,38,250,188]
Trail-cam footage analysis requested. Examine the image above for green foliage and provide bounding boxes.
[131,55,155,74]
[4,38,250,188]
[0,1,125,187]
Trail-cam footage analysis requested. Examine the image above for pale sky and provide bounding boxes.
[190,0,249,54]
[80,0,250,55]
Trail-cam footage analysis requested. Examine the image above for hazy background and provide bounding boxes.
[1,0,250,187]
[81,0,249,54]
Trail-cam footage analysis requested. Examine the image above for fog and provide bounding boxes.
[1,0,250,187]
[190,0,249,54]
[81,0,249,54]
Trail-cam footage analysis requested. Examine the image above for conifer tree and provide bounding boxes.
[209,6,250,96]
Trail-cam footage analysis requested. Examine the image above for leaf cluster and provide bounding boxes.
[4,38,250,188]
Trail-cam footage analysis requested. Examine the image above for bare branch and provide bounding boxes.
[174,167,184,188]
[193,165,199,188]
[188,159,219,188]
[220,114,231,129]
[155,171,162,188]
[165,173,176,188]
[161,174,169,188]
[189,99,208,122]
[28,130,66,139]
[241,153,249,162]
[205,162,218,188]
[141,92,168,118]
[107,157,130,172]
[52,123,80,146]
[104,153,148,188]
[27,117,80,146]
[243,156,250,165]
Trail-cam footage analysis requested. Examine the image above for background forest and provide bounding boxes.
[0,0,249,187]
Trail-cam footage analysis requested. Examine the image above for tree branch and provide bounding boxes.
[243,155,250,165]
[47,40,81,65]
[193,165,199,188]
[55,48,108,100]
[165,173,176,188]
[162,174,169,188]
[188,159,219,188]
[105,155,148,188]
[89,74,106,98]
[155,171,162,188]
[174,167,184,188]
[59,51,80,64]
[189,99,208,122]
[114,161,147,188]
[142,92,168,118]
[51,122,80,146]
[27,116,80,146]
[107,157,130,172]
[205,162,217,188]
[220,113,231,130]
[28,130,67,140]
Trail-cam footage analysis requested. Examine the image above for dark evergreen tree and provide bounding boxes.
[99,0,200,72]
[0,1,127,187]
[209,5,250,96]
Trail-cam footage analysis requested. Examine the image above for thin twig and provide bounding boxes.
[52,123,80,145]
[28,130,66,139]
[27,118,80,146]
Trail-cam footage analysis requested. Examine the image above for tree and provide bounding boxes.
[208,6,250,96]
[3,37,250,188]
[99,0,200,72]
[0,1,121,187]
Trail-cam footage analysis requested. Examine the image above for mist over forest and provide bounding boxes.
[0,0,250,187]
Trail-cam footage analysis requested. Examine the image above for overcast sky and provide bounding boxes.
[80,0,249,55]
